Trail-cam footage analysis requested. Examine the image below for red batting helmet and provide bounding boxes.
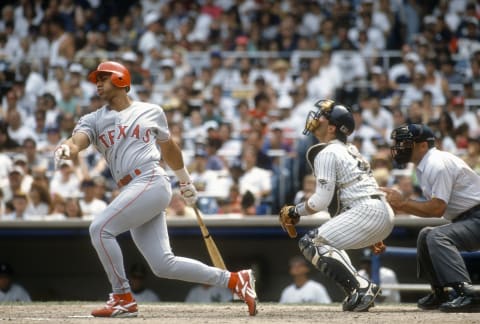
[88,61,131,90]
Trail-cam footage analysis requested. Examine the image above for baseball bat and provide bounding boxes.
[193,207,227,270]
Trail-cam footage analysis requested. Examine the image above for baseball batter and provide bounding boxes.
[279,99,394,312]
[54,61,257,317]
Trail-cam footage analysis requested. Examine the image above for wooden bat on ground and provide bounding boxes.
[193,207,227,270]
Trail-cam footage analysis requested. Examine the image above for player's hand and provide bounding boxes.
[54,144,70,168]
[379,187,406,210]
[180,182,198,206]
[370,241,386,255]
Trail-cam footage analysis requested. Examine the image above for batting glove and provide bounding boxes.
[180,182,198,206]
[54,144,70,168]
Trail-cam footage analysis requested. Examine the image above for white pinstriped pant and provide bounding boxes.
[316,197,395,250]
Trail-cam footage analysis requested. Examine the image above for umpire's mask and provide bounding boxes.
[390,124,435,164]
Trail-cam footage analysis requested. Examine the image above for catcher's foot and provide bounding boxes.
[352,282,381,312]
[91,292,138,318]
[231,269,258,316]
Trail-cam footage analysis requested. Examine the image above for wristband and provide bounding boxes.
[173,167,191,183]
[295,202,309,216]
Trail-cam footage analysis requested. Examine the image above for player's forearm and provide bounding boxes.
[161,140,185,171]
[62,134,89,160]
[395,199,444,218]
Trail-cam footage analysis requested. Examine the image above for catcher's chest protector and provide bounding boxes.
[305,143,340,217]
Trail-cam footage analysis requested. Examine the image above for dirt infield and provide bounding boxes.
[1,302,479,324]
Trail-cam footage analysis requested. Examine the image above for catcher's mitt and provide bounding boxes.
[279,205,300,238]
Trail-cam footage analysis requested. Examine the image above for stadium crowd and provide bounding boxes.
[0,0,479,220]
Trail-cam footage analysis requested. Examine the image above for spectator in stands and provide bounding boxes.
[237,145,272,215]
[12,154,33,193]
[73,31,109,73]
[26,182,51,218]
[436,111,457,154]
[382,123,480,312]
[388,49,419,86]
[166,189,196,218]
[21,138,46,171]
[449,96,479,138]
[57,82,81,117]
[1,166,25,204]
[6,109,36,146]
[64,197,82,219]
[243,129,272,170]
[439,57,464,85]
[185,283,233,303]
[349,105,378,159]
[393,175,423,202]
[455,16,480,59]
[49,160,81,199]
[217,184,242,215]
[68,63,96,108]
[357,249,401,303]
[293,174,316,205]
[279,255,331,304]
[47,15,75,67]
[47,193,67,220]
[41,93,61,130]
[0,120,20,152]
[317,18,339,51]
[306,48,342,100]
[44,62,67,104]
[79,179,107,221]
[362,95,394,143]
[30,110,47,148]
[462,136,480,175]
[401,65,446,111]
[127,262,160,302]
[3,191,29,220]
[0,262,31,302]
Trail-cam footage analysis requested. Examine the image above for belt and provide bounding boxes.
[343,194,383,211]
[117,169,142,188]
[456,204,480,221]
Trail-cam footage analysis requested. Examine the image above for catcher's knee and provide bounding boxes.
[298,229,323,265]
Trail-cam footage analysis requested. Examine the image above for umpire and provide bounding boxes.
[382,123,480,312]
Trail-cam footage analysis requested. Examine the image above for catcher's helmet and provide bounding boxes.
[390,124,435,164]
[303,99,355,140]
[88,61,131,90]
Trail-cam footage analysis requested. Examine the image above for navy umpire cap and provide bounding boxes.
[407,124,436,143]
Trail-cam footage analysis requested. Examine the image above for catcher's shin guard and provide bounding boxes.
[299,230,359,295]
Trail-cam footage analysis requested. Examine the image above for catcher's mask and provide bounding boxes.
[303,99,354,142]
[390,124,435,165]
[88,61,131,92]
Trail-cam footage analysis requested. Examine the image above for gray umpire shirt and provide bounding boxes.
[415,148,480,221]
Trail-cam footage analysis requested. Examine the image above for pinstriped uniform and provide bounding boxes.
[312,140,394,250]
[74,102,230,294]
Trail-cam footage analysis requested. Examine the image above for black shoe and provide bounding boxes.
[439,283,480,313]
[342,293,360,311]
[439,295,480,313]
[342,282,380,312]
[417,291,449,310]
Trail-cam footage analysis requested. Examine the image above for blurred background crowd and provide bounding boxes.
[0,0,479,221]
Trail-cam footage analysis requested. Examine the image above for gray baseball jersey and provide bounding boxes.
[312,140,394,249]
[74,102,169,183]
[74,102,230,294]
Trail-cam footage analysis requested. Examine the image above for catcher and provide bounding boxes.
[279,99,394,312]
